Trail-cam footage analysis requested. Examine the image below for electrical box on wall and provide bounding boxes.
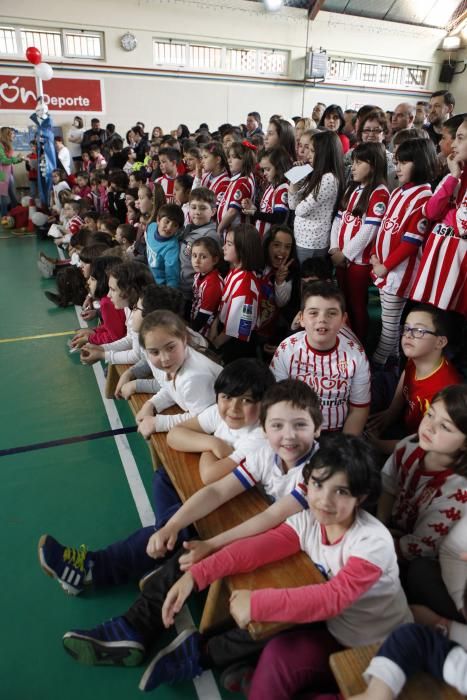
[439,60,455,83]
[305,50,327,81]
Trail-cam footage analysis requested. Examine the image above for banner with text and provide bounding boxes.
[0,75,103,112]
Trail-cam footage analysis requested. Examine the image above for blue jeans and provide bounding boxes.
[90,468,194,588]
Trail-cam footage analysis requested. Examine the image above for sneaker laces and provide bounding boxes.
[63,544,88,574]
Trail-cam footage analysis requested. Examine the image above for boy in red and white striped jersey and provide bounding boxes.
[270,280,370,434]
[156,147,180,203]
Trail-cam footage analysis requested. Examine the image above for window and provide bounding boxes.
[0,25,104,60]
[20,29,62,58]
[154,41,186,66]
[63,31,103,59]
[0,27,17,55]
[327,57,428,90]
[153,39,288,77]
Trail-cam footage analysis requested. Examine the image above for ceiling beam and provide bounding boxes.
[308,0,326,21]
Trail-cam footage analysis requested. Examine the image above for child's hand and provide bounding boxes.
[179,540,215,571]
[80,344,104,365]
[447,152,463,178]
[117,380,137,400]
[330,249,346,268]
[195,162,203,179]
[229,589,252,629]
[241,198,256,215]
[136,401,154,422]
[81,308,97,321]
[209,437,233,460]
[147,524,179,558]
[161,572,194,628]
[275,258,293,286]
[137,416,156,439]
[372,262,388,278]
[70,330,92,348]
[369,254,379,266]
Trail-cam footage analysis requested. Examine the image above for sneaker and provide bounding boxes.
[44,290,68,307]
[220,662,255,694]
[63,616,145,666]
[38,534,92,595]
[138,565,163,592]
[139,628,202,692]
[37,258,55,278]
[40,251,58,264]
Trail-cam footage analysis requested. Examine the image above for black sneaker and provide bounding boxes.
[44,291,68,307]
[63,617,145,666]
[38,534,92,595]
[139,628,202,691]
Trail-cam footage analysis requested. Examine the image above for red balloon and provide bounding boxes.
[25,47,42,65]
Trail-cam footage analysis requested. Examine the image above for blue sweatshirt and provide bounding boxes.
[145,222,180,287]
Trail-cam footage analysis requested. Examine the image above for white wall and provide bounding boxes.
[0,0,460,138]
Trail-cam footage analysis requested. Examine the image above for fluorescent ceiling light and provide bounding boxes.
[263,0,283,11]
[442,35,461,50]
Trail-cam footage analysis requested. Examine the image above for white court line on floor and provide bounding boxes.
[61,258,221,700]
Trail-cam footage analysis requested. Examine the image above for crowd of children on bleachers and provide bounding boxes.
[30,97,467,698]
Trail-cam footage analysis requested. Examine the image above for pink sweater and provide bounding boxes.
[88,296,127,345]
[191,523,381,625]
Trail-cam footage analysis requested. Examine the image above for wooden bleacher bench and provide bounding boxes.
[330,644,465,699]
[105,362,325,640]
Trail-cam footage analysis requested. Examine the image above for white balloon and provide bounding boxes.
[34,62,54,81]
[32,212,49,226]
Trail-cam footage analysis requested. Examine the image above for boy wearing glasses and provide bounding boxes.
[367,304,460,453]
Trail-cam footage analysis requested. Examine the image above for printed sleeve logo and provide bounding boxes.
[417,218,428,234]
[373,202,386,216]
[234,190,243,201]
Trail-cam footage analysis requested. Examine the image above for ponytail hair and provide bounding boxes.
[342,142,387,218]
[228,141,256,177]
[301,130,344,201]
[202,141,230,175]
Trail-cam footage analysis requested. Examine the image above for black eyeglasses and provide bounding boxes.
[362,128,383,134]
[400,325,438,339]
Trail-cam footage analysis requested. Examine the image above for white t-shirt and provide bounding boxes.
[270,330,371,431]
[197,404,266,464]
[233,442,318,507]
[287,508,412,647]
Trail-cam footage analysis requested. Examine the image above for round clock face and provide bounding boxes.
[121,33,137,51]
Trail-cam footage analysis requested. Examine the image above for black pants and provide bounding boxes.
[123,545,267,667]
[404,557,465,622]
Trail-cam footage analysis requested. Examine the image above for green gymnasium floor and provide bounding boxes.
[0,229,240,700]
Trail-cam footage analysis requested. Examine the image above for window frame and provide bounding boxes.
[153,38,289,78]
[0,24,105,61]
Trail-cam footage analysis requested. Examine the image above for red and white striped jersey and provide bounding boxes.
[191,270,224,336]
[330,185,389,264]
[217,173,255,225]
[199,170,230,208]
[255,183,289,240]
[270,330,370,431]
[382,435,467,560]
[410,172,467,314]
[218,268,260,342]
[156,174,177,203]
[372,183,432,296]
